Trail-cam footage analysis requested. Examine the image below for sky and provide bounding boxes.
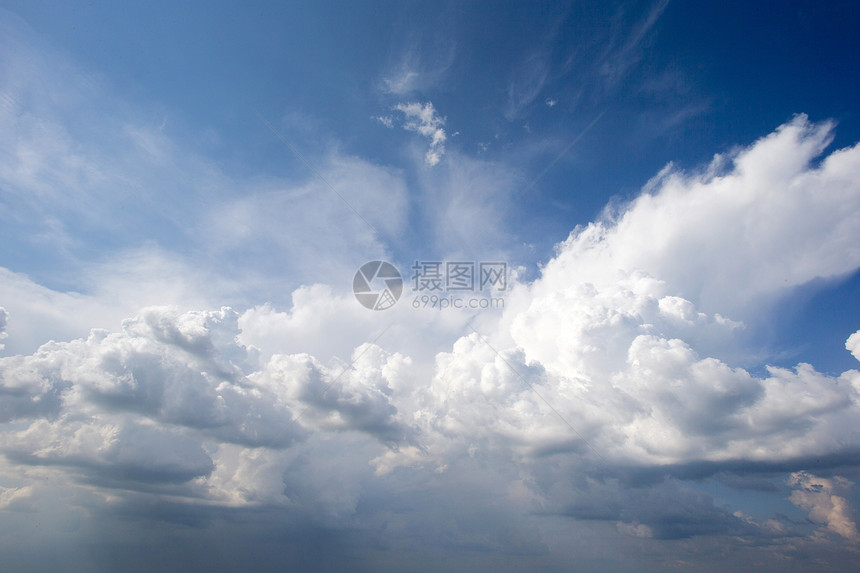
[1,1,860,571]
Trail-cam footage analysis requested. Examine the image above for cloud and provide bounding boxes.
[531,115,860,319]
[599,0,670,88]
[410,151,522,255]
[394,102,447,166]
[0,308,298,448]
[199,153,409,288]
[0,248,237,358]
[380,43,455,96]
[0,13,410,327]
[848,330,860,362]
[2,14,860,561]
[252,342,414,446]
[567,478,761,540]
[406,116,860,475]
[0,305,421,504]
[616,520,653,538]
[505,54,549,120]
[0,485,33,511]
[3,116,851,555]
[3,6,860,570]
[418,317,860,467]
[384,70,421,95]
[374,115,394,128]
[348,116,860,565]
[789,472,859,540]
[0,307,6,351]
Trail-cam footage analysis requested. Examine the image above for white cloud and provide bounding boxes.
[2,10,860,560]
[532,115,860,319]
[847,329,860,362]
[375,115,394,128]
[0,247,236,357]
[0,266,122,356]
[598,0,670,88]
[0,15,411,323]
[199,153,409,289]
[411,152,522,255]
[0,307,6,351]
[616,521,653,538]
[789,472,859,541]
[383,70,420,95]
[0,485,33,511]
[505,54,549,120]
[380,43,455,96]
[4,116,853,540]
[394,102,447,166]
[0,307,298,448]
[0,305,419,508]
[252,342,413,446]
[409,116,860,469]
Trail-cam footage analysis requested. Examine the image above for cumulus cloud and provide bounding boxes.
[252,343,414,446]
[5,5,860,569]
[527,115,860,321]
[391,116,860,503]
[0,306,413,500]
[1,115,860,567]
[414,116,860,470]
[789,472,859,540]
[417,317,860,467]
[848,329,860,362]
[394,101,447,166]
[329,115,858,564]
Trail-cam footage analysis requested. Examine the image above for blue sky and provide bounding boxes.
[1,1,860,571]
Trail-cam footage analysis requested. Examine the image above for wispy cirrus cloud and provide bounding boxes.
[599,0,671,88]
[504,53,550,120]
[380,42,455,96]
